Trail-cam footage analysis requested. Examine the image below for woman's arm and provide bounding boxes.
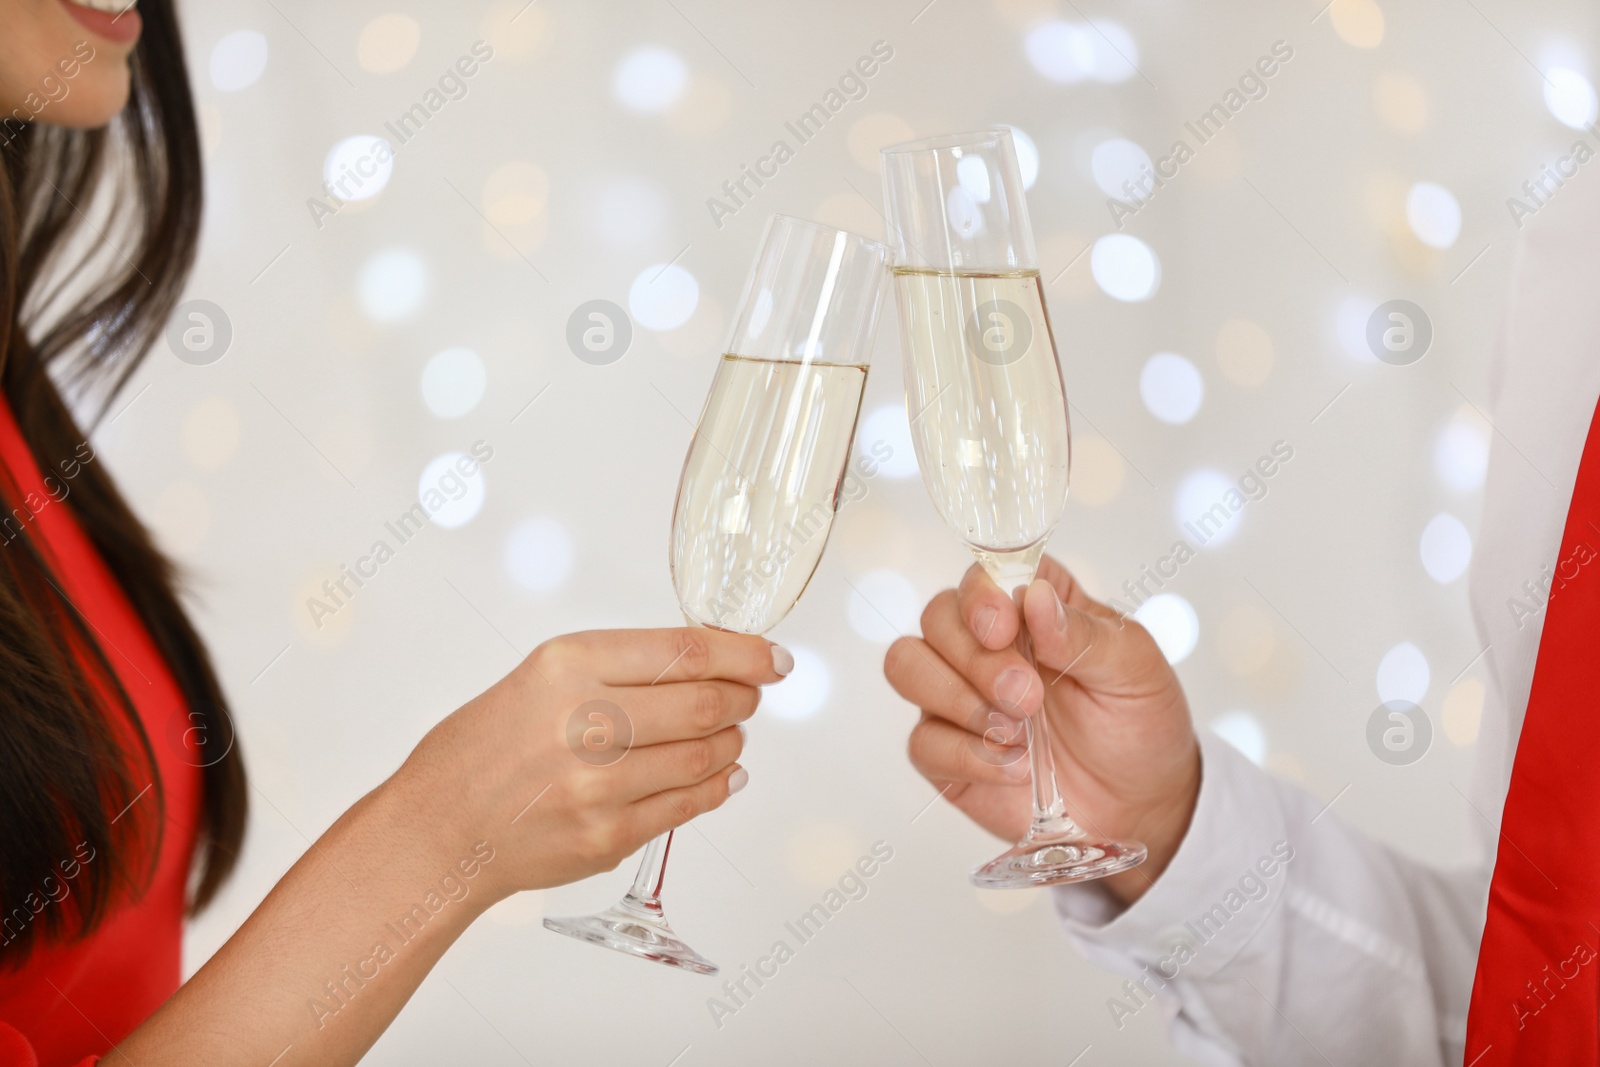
[118,626,786,1066]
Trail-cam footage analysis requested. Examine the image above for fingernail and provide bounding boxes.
[1053,587,1068,633]
[770,644,794,677]
[974,606,998,643]
[728,767,750,795]
[996,667,1031,707]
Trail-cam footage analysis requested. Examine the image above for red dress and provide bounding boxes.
[0,394,202,1067]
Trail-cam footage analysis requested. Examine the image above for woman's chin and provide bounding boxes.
[26,72,131,130]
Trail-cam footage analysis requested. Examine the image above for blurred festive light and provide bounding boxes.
[1090,138,1152,201]
[420,348,486,419]
[1002,125,1040,189]
[1443,678,1485,746]
[1335,294,1380,362]
[323,135,393,202]
[628,263,699,331]
[356,14,420,74]
[846,570,920,643]
[1090,233,1160,302]
[358,248,429,322]
[1175,468,1241,546]
[857,404,919,479]
[1024,20,1138,84]
[1374,73,1429,133]
[593,176,669,247]
[1406,182,1461,249]
[945,185,986,237]
[418,453,486,529]
[1068,435,1124,507]
[182,396,242,472]
[956,155,993,203]
[1435,409,1491,492]
[1135,593,1199,664]
[613,46,689,113]
[764,646,830,721]
[1215,317,1275,387]
[503,517,574,592]
[209,30,268,92]
[1377,642,1430,704]
[1210,711,1267,766]
[1544,68,1599,130]
[482,162,549,226]
[1420,512,1472,584]
[1140,353,1204,425]
[1330,0,1385,49]
[1217,604,1276,677]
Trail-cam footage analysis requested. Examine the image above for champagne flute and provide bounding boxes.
[543,215,889,972]
[881,129,1147,888]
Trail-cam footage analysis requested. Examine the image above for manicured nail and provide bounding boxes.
[1053,587,1068,633]
[728,767,750,795]
[974,606,998,644]
[770,644,794,677]
[996,667,1031,707]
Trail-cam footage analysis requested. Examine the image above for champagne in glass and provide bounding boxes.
[543,215,888,972]
[882,129,1147,888]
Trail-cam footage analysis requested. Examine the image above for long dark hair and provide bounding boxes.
[0,0,246,963]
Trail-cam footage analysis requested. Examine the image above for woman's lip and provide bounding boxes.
[58,0,142,46]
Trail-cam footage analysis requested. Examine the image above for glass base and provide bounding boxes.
[971,831,1147,888]
[543,901,719,976]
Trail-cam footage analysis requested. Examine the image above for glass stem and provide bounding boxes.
[620,831,672,919]
[1013,594,1082,844]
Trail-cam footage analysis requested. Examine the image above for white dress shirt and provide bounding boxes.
[1053,168,1600,1065]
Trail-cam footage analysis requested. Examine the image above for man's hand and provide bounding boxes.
[883,555,1200,904]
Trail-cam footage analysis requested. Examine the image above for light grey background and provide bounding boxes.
[94,0,1597,1062]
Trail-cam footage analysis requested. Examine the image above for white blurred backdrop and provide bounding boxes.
[97,0,1600,1062]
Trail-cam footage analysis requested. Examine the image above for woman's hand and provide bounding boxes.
[394,626,790,901]
[883,556,1199,904]
[122,626,789,1066]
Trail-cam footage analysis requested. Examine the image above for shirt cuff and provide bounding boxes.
[1054,730,1295,980]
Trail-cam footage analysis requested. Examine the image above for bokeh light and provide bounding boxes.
[764,646,831,721]
[323,135,393,202]
[629,264,700,331]
[1139,353,1204,425]
[1544,68,1599,129]
[1175,469,1242,546]
[1376,641,1430,704]
[420,348,487,418]
[503,517,574,592]
[210,30,269,92]
[1435,407,1491,492]
[1406,182,1461,249]
[1210,710,1267,765]
[1090,138,1152,201]
[358,248,429,322]
[857,404,919,479]
[613,46,689,113]
[356,14,421,74]
[846,570,920,643]
[1420,512,1472,583]
[1134,593,1199,664]
[1090,234,1160,302]
[1215,318,1274,387]
[419,452,486,529]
